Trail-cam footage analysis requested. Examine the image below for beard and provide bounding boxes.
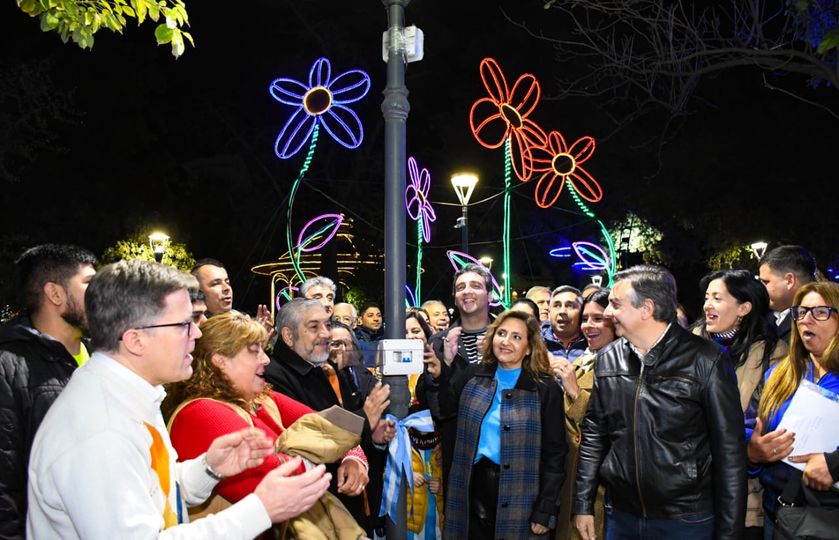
[295,340,330,367]
[61,294,87,331]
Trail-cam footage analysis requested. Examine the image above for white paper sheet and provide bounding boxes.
[776,379,839,483]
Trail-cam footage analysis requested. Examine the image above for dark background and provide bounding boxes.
[1,1,837,320]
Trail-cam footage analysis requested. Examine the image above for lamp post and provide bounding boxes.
[148,232,170,264]
[451,173,478,254]
[478,255,493,270]
[750,241,768,260]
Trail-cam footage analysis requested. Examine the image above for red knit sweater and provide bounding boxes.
[169,391,367,502]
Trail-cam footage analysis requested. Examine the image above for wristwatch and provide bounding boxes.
[202,454,224,481]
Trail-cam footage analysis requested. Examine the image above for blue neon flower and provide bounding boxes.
[269,57,371,159]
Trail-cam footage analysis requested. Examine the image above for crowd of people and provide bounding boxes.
[0,243,837,539]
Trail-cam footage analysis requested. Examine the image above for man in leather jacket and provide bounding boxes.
[573,265,746,540]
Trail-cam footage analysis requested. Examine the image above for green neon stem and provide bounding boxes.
[567,182,617,286]
[285,124,320,283]
[502,138,512,308]
[415,219,423,306]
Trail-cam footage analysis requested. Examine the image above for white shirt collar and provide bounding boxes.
[627,323,672,361]
[87,352,166,419]
[774,310,789,326]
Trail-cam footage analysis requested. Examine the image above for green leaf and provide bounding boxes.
[154,23,173,44]
[148,1,160,22]
[817,29,839,54]
[181,30,194,47]
[40,12,59,31]
[18,0,43,15]
[170,27,184,57]
[122,6,135,17]
[135,0,147,24]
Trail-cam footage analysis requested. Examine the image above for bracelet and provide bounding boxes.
[202,454,224,481]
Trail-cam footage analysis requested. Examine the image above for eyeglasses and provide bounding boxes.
[135,320,195,337]
[790,305,838,322]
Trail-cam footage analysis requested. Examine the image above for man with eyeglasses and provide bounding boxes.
[27,260,330,539]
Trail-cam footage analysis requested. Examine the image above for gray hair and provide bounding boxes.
[86,260,197,352]
[551,285,582,301]
[333,302,357,317]
[276,298,325,340]
[525,286,550,299]
[421,299,446,311]
[300,276,336,297]
[613,265,677,323]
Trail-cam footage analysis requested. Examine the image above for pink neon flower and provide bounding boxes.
[405,157,436,243]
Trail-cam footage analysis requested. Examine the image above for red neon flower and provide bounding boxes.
[469,58,547,182]
[529,131,603,209]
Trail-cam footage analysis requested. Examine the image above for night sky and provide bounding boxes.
[1,1,837,317]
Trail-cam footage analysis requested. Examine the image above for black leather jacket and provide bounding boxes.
[573,324,746,539]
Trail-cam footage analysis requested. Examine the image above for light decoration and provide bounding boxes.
[269,58,371,282]
[527,130,615,285]
[405,156,436,305]
[468,58,548,307]
[275,285,300,310]
[572,241,610,271]
[549,246,572,258]
[529,131,602,209]
[297,213,344,253]
[404,285,418,309]
[445,250,504,307]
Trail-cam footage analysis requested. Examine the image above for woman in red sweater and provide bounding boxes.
[164,310,368,504]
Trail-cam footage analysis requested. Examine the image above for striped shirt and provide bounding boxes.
[461,328,486,364]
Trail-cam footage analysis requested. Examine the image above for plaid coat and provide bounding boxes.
[442,364,567,539]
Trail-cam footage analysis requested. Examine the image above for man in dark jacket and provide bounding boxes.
[758,245,817,343]
[264,298,394,534]
[0,244,96,540]
[573,265,746,540]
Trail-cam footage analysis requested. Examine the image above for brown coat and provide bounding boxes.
[555,352,605,540]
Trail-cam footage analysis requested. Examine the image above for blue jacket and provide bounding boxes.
[540,320,587,361]
[744,360,839,515]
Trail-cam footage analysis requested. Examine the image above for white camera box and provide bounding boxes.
[377,339,424,376]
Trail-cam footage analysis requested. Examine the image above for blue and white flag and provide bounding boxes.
[378,409,435,521]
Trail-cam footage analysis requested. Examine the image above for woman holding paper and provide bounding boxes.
[162,311,369,510]
[745,281,839,536]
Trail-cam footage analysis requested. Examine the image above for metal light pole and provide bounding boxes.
[382,1,410,538]
[451,173,478,254]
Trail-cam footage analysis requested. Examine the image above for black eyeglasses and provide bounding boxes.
[135,321,194,337]
[790,305,838,322]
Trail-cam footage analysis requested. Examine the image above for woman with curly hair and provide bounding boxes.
[745,281,839,537]
[163,311,368,514]
[438,310,567,539]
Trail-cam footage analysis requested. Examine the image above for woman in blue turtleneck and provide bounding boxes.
[438,310,567,539]
[692,269,787,538]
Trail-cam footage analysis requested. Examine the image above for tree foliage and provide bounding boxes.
[610,212,666,266]
[16,0,193,58]
[101,235,195,271]
[528,0,839,132]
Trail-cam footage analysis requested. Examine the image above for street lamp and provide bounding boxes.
[148,232,170,263]
[451,172,478,254]
[750,241,768,260]
[478,255,493,270]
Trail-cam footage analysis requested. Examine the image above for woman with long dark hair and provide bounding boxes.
[693,269,787,536]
